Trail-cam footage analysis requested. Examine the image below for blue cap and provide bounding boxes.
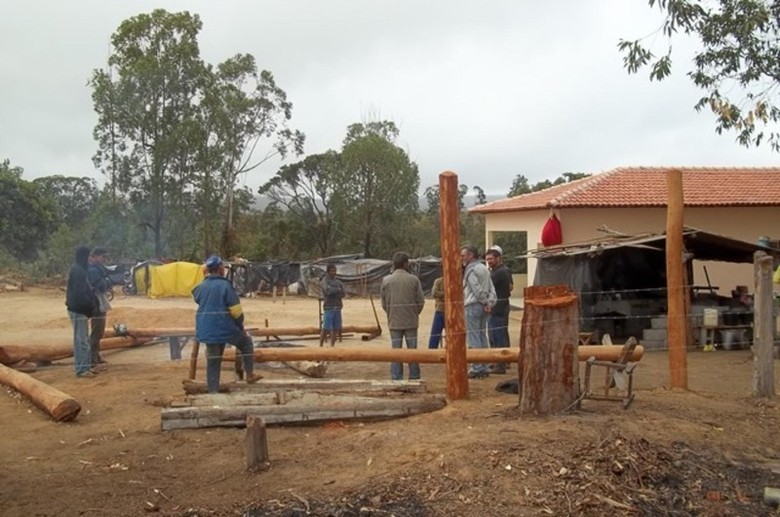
[205,255,223,269]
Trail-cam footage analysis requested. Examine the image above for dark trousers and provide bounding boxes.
[428,310,445,349]
[89,313,106,365]
[205,334,255,393]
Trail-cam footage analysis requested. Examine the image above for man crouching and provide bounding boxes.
[193,255,262,393]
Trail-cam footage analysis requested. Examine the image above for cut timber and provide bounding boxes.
[182,378,428,395]
[245,416,270,472]
[161,393,447,430]
[283,360,328,378]
[172,391,306,407]
[0,363,81,422]
[0,337,152,365]
[221,345,642,364]
[519,285,580,416]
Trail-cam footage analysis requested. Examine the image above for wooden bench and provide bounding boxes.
[583,337,638,409]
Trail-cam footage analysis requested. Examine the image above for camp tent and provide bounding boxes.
[148,261,205,299]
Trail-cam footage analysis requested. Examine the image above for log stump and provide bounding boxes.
[518,285,580,415]
[244,416,270,472]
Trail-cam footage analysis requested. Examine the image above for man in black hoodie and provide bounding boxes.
[66,245,99,377]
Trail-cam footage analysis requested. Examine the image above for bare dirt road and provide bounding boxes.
[0,288,778,516]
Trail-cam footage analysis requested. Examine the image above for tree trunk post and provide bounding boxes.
[439,171,468,400]
[518,285,580,415]
[244,416,270,472]
[753,251,775,398]
[188,340,200,380]
[666,169,688,389]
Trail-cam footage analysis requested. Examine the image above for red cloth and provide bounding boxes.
[541,214,563,247]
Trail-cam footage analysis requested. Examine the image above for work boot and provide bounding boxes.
[245,372,263,384]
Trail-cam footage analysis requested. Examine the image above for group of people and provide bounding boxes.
[379,246,513,381]
[65,246,112,377]
[66,244,510,387]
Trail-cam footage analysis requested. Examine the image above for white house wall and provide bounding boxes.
[485,206,780,295]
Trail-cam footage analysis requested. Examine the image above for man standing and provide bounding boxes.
[320,264,345,347]
[87,247,111,369]
[462,245,496,379]
[193,255,261,393]
[65,245,100,378]
[485,246,513,374]
[427,276,445,349]
[380,252,425,381]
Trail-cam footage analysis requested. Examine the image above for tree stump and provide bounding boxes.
[518,285,580,415]
[244,416,270,472]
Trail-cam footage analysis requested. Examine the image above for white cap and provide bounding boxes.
[488,245,503,255]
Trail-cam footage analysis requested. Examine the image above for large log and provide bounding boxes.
[0,336,152,365]
[519,285,580,416]
[161,393,447,430]
[221,345,643,364]
[0,363,81,422]
[119,325,380,339]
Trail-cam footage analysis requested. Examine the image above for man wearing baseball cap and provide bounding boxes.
[193,255,261,392]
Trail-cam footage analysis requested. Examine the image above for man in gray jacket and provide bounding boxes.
[462,245,496,378]
[380,252,425,380]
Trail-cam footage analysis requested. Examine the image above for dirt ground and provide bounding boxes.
[1,287,779,516]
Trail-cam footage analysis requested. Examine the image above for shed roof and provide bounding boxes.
[472,167,780,214]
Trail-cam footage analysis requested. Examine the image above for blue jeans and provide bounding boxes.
[465,304,489,375]
[204,334,255,393]
[428,311,445,349]
[69,311,91,376]
[390,329,420,380]
[322,308,342,331]
[488,312,510,348]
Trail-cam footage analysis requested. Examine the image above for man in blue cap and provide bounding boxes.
[193,255,261,392]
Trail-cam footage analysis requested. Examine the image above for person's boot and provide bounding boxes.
[245,372,263,384]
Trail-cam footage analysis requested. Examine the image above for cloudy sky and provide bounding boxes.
[1,1,777,196]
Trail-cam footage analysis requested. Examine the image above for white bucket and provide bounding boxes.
[703,308,719,328]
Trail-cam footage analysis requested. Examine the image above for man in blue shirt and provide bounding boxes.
[193,255,261,393]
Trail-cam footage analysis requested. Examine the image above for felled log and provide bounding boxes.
[114,325,380,339]
[519,285,580,415]
[220,345,643,365]
[181,378,427,395]
[0,363,81,422]
[283,360,328,378]
[161,393,447,430]
[0,336,153,365]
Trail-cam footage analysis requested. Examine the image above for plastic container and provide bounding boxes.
[703,308,719,328]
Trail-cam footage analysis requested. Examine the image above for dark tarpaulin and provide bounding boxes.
[230,262,302,296]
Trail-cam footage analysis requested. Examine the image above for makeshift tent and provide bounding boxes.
[231,261,302,296]
[148,261,205,299]
[131,260,163,295]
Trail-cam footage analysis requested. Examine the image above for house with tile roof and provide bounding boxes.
[470,167,780,294]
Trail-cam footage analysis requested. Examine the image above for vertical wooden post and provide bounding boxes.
[518,285,579,415]
[439,171,468,400]
[753,251,775,398]
[188,340,200,380]
[244,416,270,472]
[666,169,687,389]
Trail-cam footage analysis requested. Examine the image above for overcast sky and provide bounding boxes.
[1,1,778,196]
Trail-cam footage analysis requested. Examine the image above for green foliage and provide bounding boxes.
[258,151,342,256]
[621,0,780,149]
[0,159,58,261]
[334,121,420,258]
[33,176,98,227]
[508,172,591,197]
[90,9,303,259]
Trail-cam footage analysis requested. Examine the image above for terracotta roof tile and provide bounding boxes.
[472,167,780,213]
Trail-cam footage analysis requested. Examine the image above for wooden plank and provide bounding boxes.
[161,394,447,430]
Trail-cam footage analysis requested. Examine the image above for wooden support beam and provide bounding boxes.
[439,171,468,400]
[753,251,775,398]
[181,378,428,395]
[161,393,448,430]
[0,363,81,422]
[0,337,152,366]
[223,345,642,364]
[666,168,688,389]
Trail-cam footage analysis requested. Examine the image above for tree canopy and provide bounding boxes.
[620,0,780,150]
